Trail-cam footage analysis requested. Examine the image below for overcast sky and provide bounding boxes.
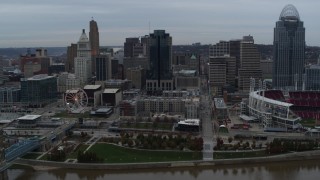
[1,0,320,48]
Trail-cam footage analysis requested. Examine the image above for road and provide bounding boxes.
[200,94,215,160]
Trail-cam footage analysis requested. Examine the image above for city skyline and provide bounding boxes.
[1,0,320,47]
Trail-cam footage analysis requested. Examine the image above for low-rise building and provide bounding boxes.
[174,70,200,90]
[17,115,41,128]
[101,88,122,107]
[83,85,102,107]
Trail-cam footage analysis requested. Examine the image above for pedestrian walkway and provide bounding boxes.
[84,136,101,153]
[200,94,215,160]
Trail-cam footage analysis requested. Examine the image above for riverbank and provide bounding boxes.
[12,150,320,171]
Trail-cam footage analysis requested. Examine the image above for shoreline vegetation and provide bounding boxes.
[14,144,320,171]
[13,150,320,171]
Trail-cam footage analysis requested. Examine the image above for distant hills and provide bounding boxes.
[1,45,320,64]
[0,47,67,58]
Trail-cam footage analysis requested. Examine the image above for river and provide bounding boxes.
[3,160,320,180]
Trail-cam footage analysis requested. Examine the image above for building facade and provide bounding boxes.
[0,87,21,105]
[126,67,146,89]
[95,55,111,81]
[146,30,173,92]
[66,43,77,73]
[238,36,262,92]
[273,4,305,90]
[209,57,226,96]
[89,19,100,72]
[174,70,200,90]
[75,29,92,86]
[20,74,57,107]
[19,48,51,78]
[305,65,320,90]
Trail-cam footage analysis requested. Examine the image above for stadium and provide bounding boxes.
[248,89,320,133]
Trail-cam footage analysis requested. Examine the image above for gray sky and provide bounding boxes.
[0,0,319,48]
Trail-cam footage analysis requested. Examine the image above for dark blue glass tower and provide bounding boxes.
[147,30,172,87]
[273,4,305,90]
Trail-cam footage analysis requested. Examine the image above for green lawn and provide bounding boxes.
[300,119,316,127]
[21,153,41,159]
[120,122,173,131]
[213,150,266,159]
[88,143,202,163]
[67,144,89,159]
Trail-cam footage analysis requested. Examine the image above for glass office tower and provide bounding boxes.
[273,4,305,90]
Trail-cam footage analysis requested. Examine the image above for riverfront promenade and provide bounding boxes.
[14,150,320,171]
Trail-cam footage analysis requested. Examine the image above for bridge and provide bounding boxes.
[0,138,41,172]
[0,120,75,172]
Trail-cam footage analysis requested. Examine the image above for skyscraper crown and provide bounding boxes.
[279,4,300,21]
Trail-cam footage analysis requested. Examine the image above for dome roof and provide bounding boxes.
[78,29,89,42]
[279,4,300,21]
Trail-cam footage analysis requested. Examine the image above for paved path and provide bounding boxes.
[201,95,215,160]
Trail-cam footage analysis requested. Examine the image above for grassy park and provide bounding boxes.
[213,150,266,159]
[87,143,202,163]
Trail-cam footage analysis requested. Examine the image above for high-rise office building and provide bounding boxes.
[126,67,146,89]
[0,56,5,85]
[305,56,320,90]
[123,36,150,83]
[89,19,100,72]
[209,41,230,57]
[273,4,305,90]
[75,29,92,86]
[19,48,51,78]
[238,36,262,92]
[209,57,226,96]
[95,55,111,81]
[66,43,77,73]
[209,40,240,88]
[146,30,173,92]
[229,39,241,79]
[124,38,140,58]
[89,19,100,57]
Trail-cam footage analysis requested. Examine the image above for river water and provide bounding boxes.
[4,160,320,180]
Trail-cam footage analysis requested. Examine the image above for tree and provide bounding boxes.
[228,137,233,144]
[251,140,256,149]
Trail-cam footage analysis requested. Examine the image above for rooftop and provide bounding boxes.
[214,98,227,109]
[84,85,101,90]
[25,74,54,81]
[103,88,120,94]
[17,115,41,120]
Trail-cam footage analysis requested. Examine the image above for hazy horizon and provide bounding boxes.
[1,0,320,48]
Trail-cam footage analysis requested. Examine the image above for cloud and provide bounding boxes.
[0,0,320,47]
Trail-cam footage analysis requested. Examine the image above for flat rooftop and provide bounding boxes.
[214,98,227,109]
[103,88,120,94]
[239,114,257,121]
[84,85,101,90]
[17,115,41,120]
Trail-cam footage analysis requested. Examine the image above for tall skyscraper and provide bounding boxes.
[0,56,5,85]
[75,29,92,86]
[124,38,140,58]
[89,19,100,72]
[209,57,226,96]
[209,39,241,88]
[273,4,305,90]
[146,30,173,92]
[95,55,111,81]
[238,35,262,92]
[66,43,77,73]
